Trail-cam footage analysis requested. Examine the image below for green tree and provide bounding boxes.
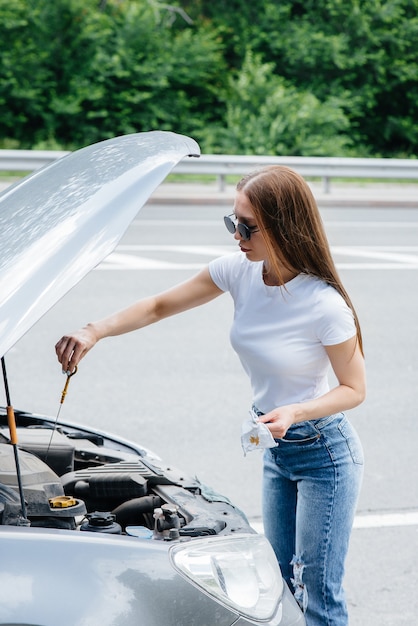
[178,0,418,157]
[1,0,417,156]
[92,2,226,144]
[0,0,115,146]
[204,51,351,155]
[253,0,418,156]
[0,0,226,149]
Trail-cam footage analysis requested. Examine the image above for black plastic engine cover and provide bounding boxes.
[0,443,85,526]
[61,461,153,509]
[0,426,75,477]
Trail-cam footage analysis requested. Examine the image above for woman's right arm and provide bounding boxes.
[55,267,223,372]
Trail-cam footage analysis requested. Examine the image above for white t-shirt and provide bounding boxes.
[209,252,356,413]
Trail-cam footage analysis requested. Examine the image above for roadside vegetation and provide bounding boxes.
[0,0,417,158]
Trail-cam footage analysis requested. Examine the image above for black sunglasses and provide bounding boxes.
[223,213,260,241]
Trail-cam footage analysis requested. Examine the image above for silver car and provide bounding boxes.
[0,131,305,626]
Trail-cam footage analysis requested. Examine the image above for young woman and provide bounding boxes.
[56,165,365,626]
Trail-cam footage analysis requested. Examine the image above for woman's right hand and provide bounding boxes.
[55,323,98,373]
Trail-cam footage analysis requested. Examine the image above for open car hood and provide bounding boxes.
[0,131,200,358]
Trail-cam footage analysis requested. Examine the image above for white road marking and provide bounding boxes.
[117,244,234,255]
[132,219,418,228]
[352,511,418,529]
[337,264,418,269]
[101,253,204,271]
[97,245,418,270]
[133,219,225,226]
[250,510,418,534]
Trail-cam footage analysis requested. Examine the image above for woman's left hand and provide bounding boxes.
[258,405,296,439]
[257,337,366,439]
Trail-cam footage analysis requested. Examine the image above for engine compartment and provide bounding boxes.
[0,407,252,540]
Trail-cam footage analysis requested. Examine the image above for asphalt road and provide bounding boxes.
[4,196,418,625]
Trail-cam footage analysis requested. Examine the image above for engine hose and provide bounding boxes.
[112,495,162,528]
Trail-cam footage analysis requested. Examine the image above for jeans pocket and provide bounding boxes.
[338,417,364,465]
[280,422,321,446]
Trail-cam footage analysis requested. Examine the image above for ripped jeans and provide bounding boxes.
[262,412,363,626]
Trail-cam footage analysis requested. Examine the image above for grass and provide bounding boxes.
[165,173,418,185]
[1,171,417,187]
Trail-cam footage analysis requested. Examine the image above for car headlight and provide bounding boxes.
[170,534,283,621]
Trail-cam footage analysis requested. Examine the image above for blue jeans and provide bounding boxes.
[262,413,364,626]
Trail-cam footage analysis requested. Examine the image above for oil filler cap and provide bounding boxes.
[49,495,78,508]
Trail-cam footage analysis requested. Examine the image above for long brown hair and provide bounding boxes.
[237,165,364,354]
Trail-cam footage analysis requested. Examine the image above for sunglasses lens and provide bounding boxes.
[224,215,236,234]
[238,224,251,241]
[224,215,253,240]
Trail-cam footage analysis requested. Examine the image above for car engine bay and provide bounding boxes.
[0,407,252,539]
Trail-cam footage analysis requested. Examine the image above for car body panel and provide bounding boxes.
[0,526,304,626]
[0,131,199,358]
[0,526,236,626]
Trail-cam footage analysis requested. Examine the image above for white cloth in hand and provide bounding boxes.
[241,409,278,456]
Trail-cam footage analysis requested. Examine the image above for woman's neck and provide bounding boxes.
[262,263,299,286]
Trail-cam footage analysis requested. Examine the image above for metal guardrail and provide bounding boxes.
[174,154,418,193]
[0,149,417,193]
[0,149,70,172]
